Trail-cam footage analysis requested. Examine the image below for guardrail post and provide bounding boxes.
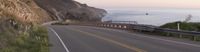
[111,25,113,27]
[179,34,183,38]
[119,25,122,28]
[123,26,127,29]
[166,32,170,36]
[114,25,117,28]
[193,36,197,41]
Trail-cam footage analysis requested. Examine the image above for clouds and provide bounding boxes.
[75,0,200,8]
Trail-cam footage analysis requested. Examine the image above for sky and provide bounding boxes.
[75,0,200,9]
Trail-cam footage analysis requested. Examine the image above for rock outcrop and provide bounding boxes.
[0,0,107,23]
[0,0,52,23]
[34,0,107,22]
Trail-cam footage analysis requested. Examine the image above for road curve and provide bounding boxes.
[48,25,200,52]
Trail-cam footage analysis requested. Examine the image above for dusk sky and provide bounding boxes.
[75,0,200,9]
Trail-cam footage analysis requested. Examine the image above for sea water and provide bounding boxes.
[102,8,200,26]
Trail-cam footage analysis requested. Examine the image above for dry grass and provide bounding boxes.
[0,0,52,23]
[0,0,50,52]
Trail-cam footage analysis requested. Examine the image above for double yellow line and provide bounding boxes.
[69,28,146,52]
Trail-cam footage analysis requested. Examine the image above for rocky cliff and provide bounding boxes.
[0,0,107,35]
[0,0,52,23]
[1,0,107,23]
[34,0,107,22]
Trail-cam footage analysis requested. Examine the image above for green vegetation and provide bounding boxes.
[161,21,200,31]
[0,0,50,51]
[0,10,49,52]
[0,24,49,52]
[160,21,200,41]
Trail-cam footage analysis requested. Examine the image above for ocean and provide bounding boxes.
[102,8,200,26]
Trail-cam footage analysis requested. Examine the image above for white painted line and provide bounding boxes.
[49,28,70,52]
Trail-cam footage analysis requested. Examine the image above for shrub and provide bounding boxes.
[0,25,49,52]
[161,22,200,31]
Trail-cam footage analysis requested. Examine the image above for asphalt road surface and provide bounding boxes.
[47,25,200,52]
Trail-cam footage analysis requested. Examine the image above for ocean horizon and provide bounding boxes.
[102,8,200,26]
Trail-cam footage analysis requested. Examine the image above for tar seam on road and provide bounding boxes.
[49,28,70,52]
[68,28,146,52]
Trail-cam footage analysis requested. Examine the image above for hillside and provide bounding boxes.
[0,0,107,23]
[0,0,52,23]
[34,0,107,22]
[0,0,50,51]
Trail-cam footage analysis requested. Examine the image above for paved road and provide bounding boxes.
[48,25,200,52]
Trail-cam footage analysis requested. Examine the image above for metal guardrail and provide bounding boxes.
[93,22,200,41]
[96,23,132,30]
[156,28,200,36]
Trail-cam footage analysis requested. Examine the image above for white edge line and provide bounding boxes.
[49,27,70,52]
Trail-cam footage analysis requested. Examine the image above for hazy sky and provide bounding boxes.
[75,0,200,9]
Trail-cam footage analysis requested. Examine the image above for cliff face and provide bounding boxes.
[0,0,107,23]
[34,0,107,22]
[0,0,52,49]
[0,0,107,33]
[0,0,52,39]
[0,0,52,23]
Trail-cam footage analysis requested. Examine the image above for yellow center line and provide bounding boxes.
[69,28,146,52]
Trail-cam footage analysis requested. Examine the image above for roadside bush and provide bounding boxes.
[0,25,49,52]
[160,22,199,31]
[159,21,200,41]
